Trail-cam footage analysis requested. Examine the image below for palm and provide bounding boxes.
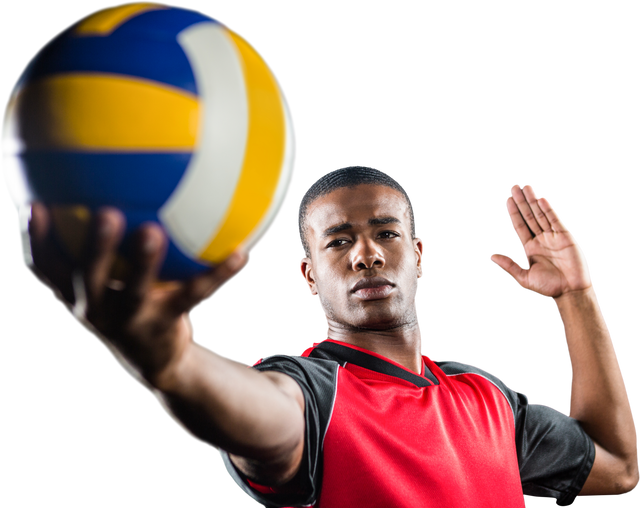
[492,186,591,298]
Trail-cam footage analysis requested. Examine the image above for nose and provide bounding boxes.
[351,237,385,271]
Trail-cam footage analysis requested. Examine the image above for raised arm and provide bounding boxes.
[27,203,305,486]
[491,185,638,495]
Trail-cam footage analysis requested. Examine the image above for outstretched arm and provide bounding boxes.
[27,203,305,486]
[492,186,638,495]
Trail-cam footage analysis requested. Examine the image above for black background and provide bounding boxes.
[1,0,638,507]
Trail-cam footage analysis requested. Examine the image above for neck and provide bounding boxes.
[326,320,422,374]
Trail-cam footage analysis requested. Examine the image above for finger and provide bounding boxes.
[506,197,533,245]
[82,208,126,306]
[511,184,542,238]
[522,182,551,235]
[27,203,75,304]
[27,203,54,275]
[27,202,49,244]
[167,250,249,316]
[491,254,528,288]
[538,197,567,232]
[116,223,167,319]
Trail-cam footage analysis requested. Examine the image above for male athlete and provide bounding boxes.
[26,167,637,506]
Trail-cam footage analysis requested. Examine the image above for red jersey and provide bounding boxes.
[223,340,594,507]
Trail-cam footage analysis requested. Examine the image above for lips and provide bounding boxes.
[354,286,393,300]
[351,276,393,292]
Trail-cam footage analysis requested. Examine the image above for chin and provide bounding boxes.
[346,308,413,331]
[367,303,419,330]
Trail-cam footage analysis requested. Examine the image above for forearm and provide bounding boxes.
[556,288,637,479]
[149,339,304,470]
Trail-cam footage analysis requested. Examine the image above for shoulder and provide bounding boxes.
[254,354,339,379]
[429,357,524,393]
[253,354,340,407]
[434,360,524,418]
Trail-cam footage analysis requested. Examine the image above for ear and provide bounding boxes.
[414,236,427,279]
[300,257,318,295]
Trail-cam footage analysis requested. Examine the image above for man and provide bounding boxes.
[27,166,637,506]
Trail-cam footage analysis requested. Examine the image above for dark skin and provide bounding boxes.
[303,185,638,494]
[26,183,637,493]
[298,185,426,374]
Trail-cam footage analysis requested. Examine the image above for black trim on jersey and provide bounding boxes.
[218,353,339,508]
[437,361,595,506]
[312,340,440,387]
[223,353,594,508]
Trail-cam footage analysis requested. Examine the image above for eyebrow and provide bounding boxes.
[322,216,401,237]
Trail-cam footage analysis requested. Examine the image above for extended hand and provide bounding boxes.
[27,203,248,385]
[491,186,591,298]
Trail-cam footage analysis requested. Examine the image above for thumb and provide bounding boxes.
[491,254,528,288]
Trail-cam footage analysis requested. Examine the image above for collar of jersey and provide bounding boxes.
[310,340,439,387]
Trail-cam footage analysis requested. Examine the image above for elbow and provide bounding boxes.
[620,463,639,493]
[623,447,639,493]
[612,457,639,494]
[583,444,639,495]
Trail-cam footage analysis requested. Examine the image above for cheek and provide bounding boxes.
[397,254,420,290]
[314,265,352,309]
[313,264,335,292]
[316,271,342,300]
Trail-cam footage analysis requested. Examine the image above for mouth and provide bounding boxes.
[353,286,393,301]
[351,276,394,301]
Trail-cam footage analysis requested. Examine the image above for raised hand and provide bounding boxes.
[26,203,248,385]
[491,186,591,299]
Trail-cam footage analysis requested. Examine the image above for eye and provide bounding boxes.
[378,231,400,239]
[327,239,348,248]
[327,231,400,248]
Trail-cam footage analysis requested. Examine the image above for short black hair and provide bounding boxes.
[298,166,415,256]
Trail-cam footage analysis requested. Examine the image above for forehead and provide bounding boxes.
[305,184,410,236]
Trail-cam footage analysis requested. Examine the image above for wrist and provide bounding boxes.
[554,285,595,307]
[146,341,195,392]
[142,316,195,392]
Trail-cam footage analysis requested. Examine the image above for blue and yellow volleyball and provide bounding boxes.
[3,3,294,280]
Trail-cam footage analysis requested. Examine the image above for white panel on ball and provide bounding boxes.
[159,23,249,257]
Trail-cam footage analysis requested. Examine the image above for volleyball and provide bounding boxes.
[3,3,294,280]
